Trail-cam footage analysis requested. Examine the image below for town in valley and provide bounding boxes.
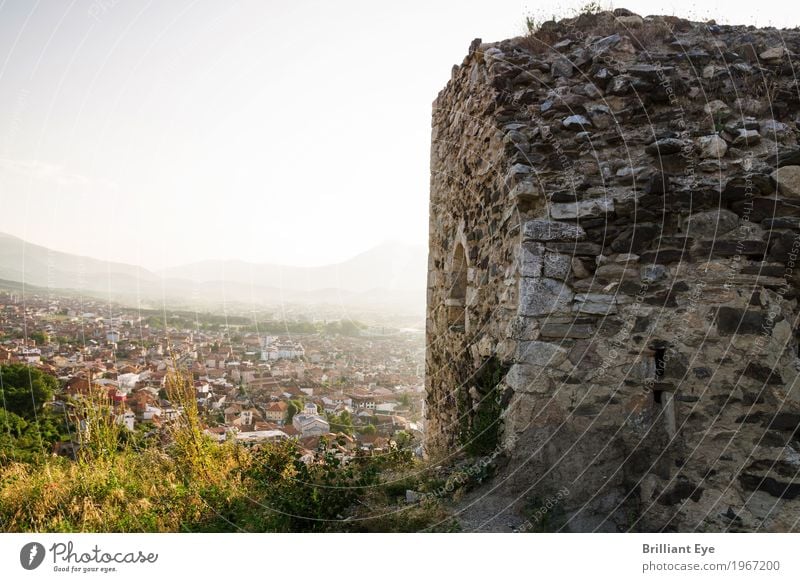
[0,287,426,462]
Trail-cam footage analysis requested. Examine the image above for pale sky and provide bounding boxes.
[0,0,796,269]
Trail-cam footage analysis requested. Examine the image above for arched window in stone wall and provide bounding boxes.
[447,243,468,330]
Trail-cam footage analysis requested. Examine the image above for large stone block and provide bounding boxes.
[519,277,574,316]
[550,198,615,220]
[543,252,571,279]
[771,165,800,197]
[684,209,740,238]
[716,306,772,335]
[516,340,569,367]
[546,242,604,255]
[506,363,550,393]
[540,323,594,339]
[523,220,586,242]
[518,243,544,277]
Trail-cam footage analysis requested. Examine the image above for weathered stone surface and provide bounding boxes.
[516,340,568,366]
[518,243,544,277]
[546,242,603,255]
[646,138,685,156]
[573,293,620,315]
[506,363,548,394]
[615,165,648,184]
[696,239,767,258]
[639,249,686,264]
[594,263,638,280]
[427,12,800,534]
[518,277,574,316]
[684,209,739,238]
[704,99,730,118]
[522,220,586,242]
[716,306,770,335]
[697,134,727,159]
[562,114,591,130]
[543,252,571,279]
[540,323,594,339]
[742,362,783,385]
[610,223,659,253]
[550,197,614,219]
[732,197,800,222]
[771,166,800,198]
[759,46,789,61]
[551,57,574,78]
[731,128,761,146]
[509,180,541,202]
[641,264,668,282]
[762,217,800,230]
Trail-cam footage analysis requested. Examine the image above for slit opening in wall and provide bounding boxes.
[447,243,468,330]
[654,347,666,382]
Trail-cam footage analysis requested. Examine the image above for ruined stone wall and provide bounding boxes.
[426,9,800,531]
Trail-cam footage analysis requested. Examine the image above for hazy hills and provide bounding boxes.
[0,232,426,315]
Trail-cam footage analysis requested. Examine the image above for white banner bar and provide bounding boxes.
[1,533,798,581]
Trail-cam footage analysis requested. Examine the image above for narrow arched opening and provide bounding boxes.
[447,243,467,330]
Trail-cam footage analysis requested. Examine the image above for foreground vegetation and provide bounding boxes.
[0,367,455,532]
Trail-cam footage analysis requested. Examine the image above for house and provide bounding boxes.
[264,401,288,422]
[350,393,376,410]
[115,410,135,431]
[357,434,389,452]
[322,393,352,414]
[141,404,162,422]
[204,427,229,443]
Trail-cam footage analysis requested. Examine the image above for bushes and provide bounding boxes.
[0,364,68,462]
[458,357,509,457]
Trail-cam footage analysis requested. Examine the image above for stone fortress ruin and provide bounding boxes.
[425,8,800,531]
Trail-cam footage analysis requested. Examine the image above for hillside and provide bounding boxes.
[0,233,426,314]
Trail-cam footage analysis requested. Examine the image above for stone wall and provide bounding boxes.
[426,9,800,531]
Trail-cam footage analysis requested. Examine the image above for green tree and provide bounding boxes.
[0,364,57,420]
[285,400,303,423]
[0,408,28,438]
[327,410,353,436]
[359,423,376,435]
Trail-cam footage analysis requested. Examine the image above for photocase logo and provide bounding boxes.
[20,542,46,570]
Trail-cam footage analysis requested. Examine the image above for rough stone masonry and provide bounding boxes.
[425,8,800,531]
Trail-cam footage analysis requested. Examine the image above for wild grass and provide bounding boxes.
[0,370,450,532]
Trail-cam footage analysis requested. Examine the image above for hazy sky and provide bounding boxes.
[0,0,796,270]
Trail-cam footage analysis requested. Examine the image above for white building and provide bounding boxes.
[116,411,135,431]
[260,336,305,361]
[292,404,330,437]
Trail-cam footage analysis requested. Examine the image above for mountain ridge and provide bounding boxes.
[0,232,426,313]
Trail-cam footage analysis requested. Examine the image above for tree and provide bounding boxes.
[286,400,303,423]
[0,408,28,438]
[327,410,353,436]
[0,364,57,420]
[359,423,376,435]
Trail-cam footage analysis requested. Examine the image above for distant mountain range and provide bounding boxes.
[0,232,427,314]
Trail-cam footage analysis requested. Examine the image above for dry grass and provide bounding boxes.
[3,451,195,531]
[0,370,451,533]
[521,10,675,56]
